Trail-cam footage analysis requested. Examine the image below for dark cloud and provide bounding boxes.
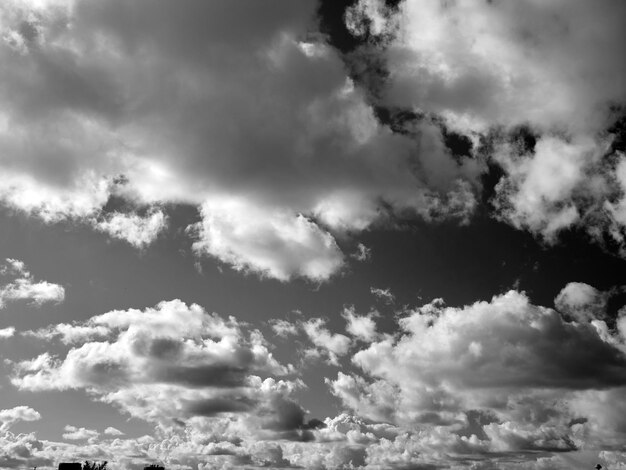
[0,0,480,279]
[153,364,249,389]
[185,396,256,417]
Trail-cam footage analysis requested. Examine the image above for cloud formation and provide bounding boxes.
[0,0,482,281]
[348,0,626,253]
[94,209,167,249]
[0,258,64,308]
[341,306,379,343]
[62,425,99,443]
[7,285,626,468]
[13,299,318,445]
[554,282,612,323]
[0,406,41,432]
[0,326,16,338]
[327,288,626,464]
[103,427,124,436]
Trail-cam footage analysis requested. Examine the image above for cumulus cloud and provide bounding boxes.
[7,288,626,468]
[554,282,612,323]
[11,299,316,443]
[302,318,351,365]
[348,0,626,253]
[374,0,626,134]
[191,198,344,282]
[62,425,99,443]
[0,431,51,469]
[327,287,626,461]
[94,209,167,249]
[0,0,482,281]
[0,258,64,308]
[341,306,379,342]
[269,319,299,338]
[0,406,41,432]
[492,135,621,243]
[103,427,124,436]
[0,326,16,338]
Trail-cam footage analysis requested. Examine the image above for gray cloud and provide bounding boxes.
[6,287,626,468]
[326,287,626,462]
[12,299,312,446]
[0,0,481,280]
[345,0,626,254]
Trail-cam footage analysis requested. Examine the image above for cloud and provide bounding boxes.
[370,286,395,305]
[25,322,109,344]
[605,156,626,256]
[269,319,299,338]
[0,431,51,470]
[0,258,64,308]
[342,306,379,342]
[103,427,124,436]
[369,0,626,135]
[62,425,99,443]
[350,243,371,262]
[0,0,481,280]
[0,406,41,432]
[7,289,626,469]
[492,135,619,243]
[0,326,16,338]
[191,198,344,282]
[348,0,626,254]
[302,318,351,365]
[554,282,611,323]
[11,299,316,442]
[328,287,626,460]
[93,209,167,249]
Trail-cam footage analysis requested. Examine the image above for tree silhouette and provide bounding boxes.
[82,461,107,470]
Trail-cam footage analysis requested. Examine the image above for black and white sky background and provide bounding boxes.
[1,0,626,469]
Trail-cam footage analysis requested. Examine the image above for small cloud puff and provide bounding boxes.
[0,258,64,308]
[0,405,41,432]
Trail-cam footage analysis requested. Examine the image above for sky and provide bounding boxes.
[0,0,625,469]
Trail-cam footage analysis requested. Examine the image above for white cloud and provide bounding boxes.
[62,425,99,443]
[0,406,41,432]
[342,306,379,342]
[302,318,351,365]
[605,156,626,255]
[350,243,371,262]
[0,258,25,275]
[6,289,626,469]
[269,319,299,338]
[554,282,610,323]
[493,136,610,241]
[349,0,626,253]
[103,426,124,436]
[25,322,109,344]
[191,198,344,282]
[370,286,395,305]
[0,326,16,338]
[94,209,167,249]
[11,299,315,443]
[328,287,626,457]
[0,0,481,279]
[0,431,51,469]
[375,0,626,136]
[0,258,64,308]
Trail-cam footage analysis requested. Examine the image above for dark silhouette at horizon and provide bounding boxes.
[57,461,165,470]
